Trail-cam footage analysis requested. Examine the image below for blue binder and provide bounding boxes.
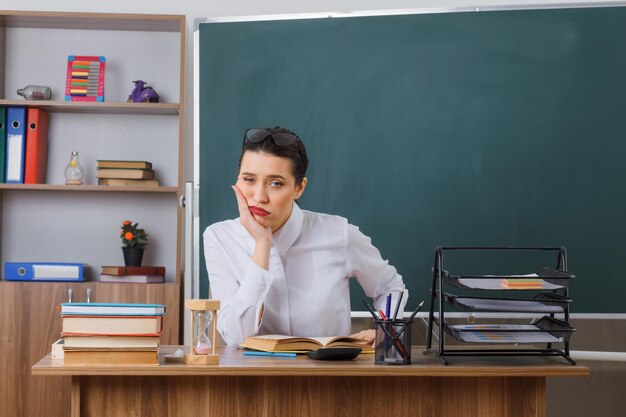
[4,262,85,282]
[5,107,26,183]
[0,107,6,183]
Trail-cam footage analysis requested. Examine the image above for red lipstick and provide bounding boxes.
[249,206,270,217]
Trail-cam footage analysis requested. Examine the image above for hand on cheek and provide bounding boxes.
[232,185,271,243]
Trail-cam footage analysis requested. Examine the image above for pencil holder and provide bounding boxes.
[374,318,412,365]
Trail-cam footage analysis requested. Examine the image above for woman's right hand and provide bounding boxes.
[232,185,272,243]
[232,185,272,270]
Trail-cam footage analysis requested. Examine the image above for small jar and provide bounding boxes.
[16,85,52,100]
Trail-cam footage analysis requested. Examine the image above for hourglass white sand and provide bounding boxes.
[183,299,220,365]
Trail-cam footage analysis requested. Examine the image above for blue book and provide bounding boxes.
[60,302,166,316]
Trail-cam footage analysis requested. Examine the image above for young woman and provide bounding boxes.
[203,127,407,346]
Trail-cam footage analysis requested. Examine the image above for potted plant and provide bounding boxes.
[120,220,148,266]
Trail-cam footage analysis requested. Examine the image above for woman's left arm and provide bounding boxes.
[345,224,408,317]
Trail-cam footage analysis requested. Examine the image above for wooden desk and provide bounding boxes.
[32,345,588,417]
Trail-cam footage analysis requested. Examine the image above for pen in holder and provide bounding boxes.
[374,318,412,365]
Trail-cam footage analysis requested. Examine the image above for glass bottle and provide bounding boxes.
[64,151,84,185]
[16,85,52,100]
[193,310,213,355]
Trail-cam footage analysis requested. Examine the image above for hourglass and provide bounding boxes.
[183,299,220,365]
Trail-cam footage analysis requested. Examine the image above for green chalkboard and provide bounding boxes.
[197,7,626,313]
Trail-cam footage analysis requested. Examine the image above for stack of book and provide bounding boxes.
[61,302,165,365]
[99,265,166,283]
[96,160,159,186]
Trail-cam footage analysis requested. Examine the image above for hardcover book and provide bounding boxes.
[99,274,164,283]
[97,160,152,170]
[63,349,158,366]
[96,168,154,180]
[98,178,160,187]
[61,302,166,316]
[63,335,160,350]
[62,315,163,336]
[101,266,166,276]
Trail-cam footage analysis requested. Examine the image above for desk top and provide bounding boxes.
[32,345,589,377]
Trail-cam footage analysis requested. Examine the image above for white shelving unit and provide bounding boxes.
[0,11,186,417]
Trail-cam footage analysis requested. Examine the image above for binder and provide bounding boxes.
[5,107,27,183]
[0,107,6,183]
[24,108,49,184]
[4,262,85,282]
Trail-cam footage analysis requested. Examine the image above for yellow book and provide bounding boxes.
[96,168,154,180]
[63,349,158,366]
[241,334,372,353]
[62,315,163,336]
[98,178,160,187]
[97,160,152,170]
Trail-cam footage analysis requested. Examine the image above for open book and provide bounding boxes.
[241,334,372,353]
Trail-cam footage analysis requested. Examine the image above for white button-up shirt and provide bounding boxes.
[203,203,407,346]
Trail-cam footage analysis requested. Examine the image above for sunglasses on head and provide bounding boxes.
[243,128,306,162]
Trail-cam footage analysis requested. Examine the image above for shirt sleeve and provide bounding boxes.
[203,227,275,346]
[345,224,408,315]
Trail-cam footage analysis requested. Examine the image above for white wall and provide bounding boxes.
[3,0,620,180]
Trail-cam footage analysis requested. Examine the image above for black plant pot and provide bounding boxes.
[122,247,144,267]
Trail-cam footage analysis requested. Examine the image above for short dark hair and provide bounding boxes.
[238,126,308,185]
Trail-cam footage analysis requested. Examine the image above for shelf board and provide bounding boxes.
[0,184,178,193]
[0,100,180,115]
[0,11,184,32]
[0,281,179,286]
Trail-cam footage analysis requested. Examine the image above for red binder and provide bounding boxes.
[24,108,49,184]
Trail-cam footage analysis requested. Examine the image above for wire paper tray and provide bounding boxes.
[448,330,561,344]
[445,316,575,344]
[450,277,564,291]
[443,267,573,290]
[426,247,576,364]
[443,292,570,313]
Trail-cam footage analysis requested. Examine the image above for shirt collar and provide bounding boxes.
[272,202,303,256]
[232,202,304,256]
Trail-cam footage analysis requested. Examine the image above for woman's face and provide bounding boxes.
[237,151,307,233]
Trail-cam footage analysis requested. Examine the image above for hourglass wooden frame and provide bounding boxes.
[184,299,220,365]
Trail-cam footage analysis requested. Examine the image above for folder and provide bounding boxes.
[4,262,85,282]
[5,107,27,183]
[0,107,6,183]
[24,108,49,184]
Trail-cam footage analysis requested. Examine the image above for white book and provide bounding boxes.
[99,274,164,284]
[63,335,160,350]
